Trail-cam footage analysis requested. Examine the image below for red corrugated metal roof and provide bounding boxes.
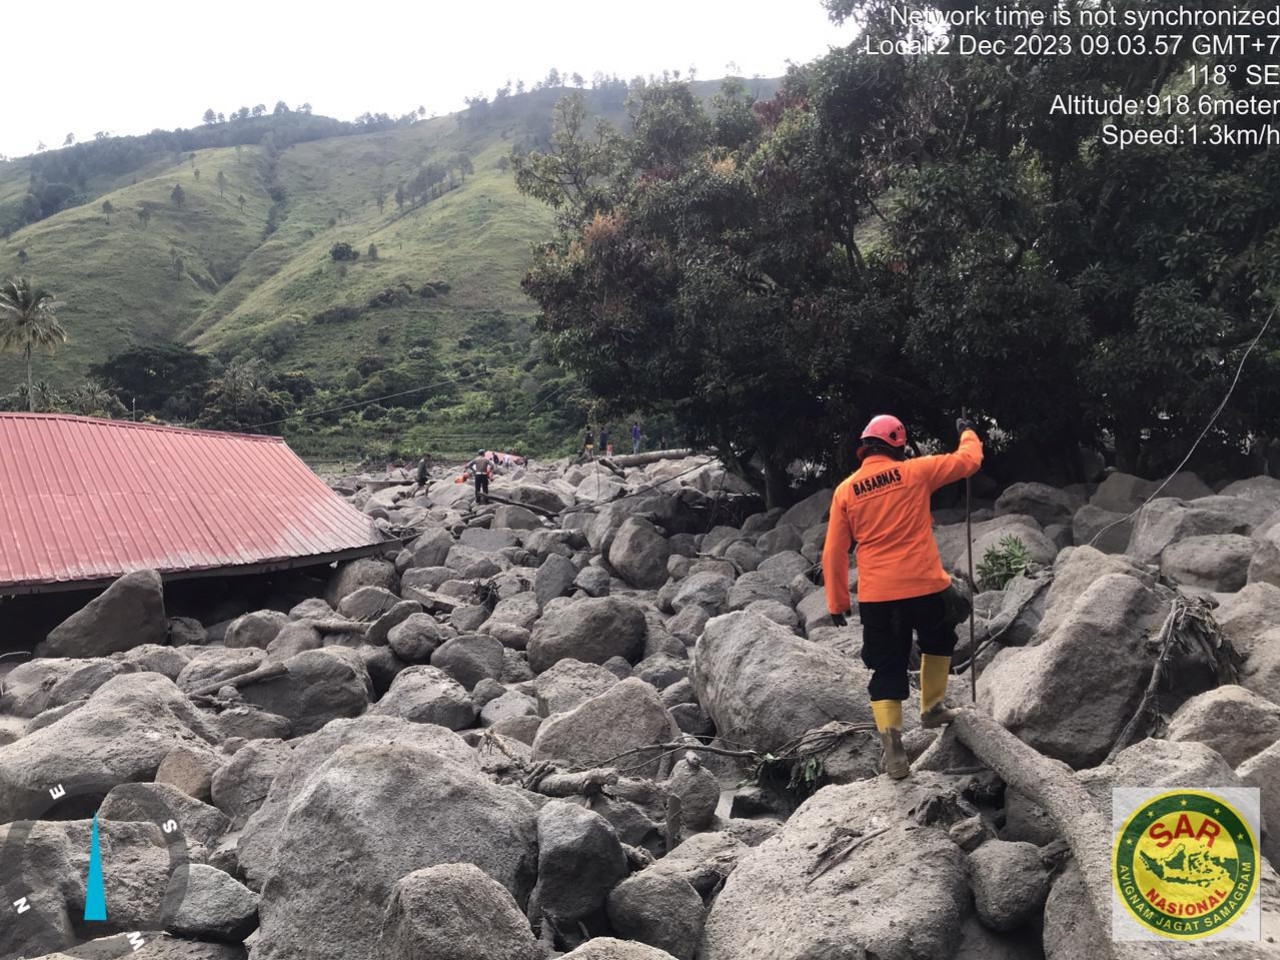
[0,413,387,593]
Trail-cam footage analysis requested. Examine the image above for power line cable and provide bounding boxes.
[1088,303,1276,549]
[247,371,481,430]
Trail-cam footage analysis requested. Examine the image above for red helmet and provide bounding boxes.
[857,414,907,459]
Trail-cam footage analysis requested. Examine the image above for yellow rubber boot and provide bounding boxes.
[920,654,959,728]
[871,700,909,779]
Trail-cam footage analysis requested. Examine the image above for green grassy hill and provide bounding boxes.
[0,80,777,460]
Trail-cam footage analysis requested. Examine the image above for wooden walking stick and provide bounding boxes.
[963,407,977,704]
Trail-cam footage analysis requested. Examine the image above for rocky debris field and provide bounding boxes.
[3,455,1280,959]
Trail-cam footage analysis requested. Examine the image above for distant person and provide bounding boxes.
[583,428,595,461]
[415,456,430,490]
[466,449,499,504]
[631,422,642,454]
[600,426,611,457]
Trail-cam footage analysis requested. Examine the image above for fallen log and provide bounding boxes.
[528,768,619,798]
[311,618,369,634]
[604,448,697,468]
[401,584,468,612]
[951,711,1168,960]
[188,662,288,699]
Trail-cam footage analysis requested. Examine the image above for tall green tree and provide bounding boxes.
[519,4,1280,490]
[0,278,67,412]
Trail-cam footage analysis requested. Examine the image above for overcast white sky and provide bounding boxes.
[5,1,857,159]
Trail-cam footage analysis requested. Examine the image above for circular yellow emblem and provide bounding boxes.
[1113,789,1259,940]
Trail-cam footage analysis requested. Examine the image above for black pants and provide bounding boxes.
[474,473,489,502]
[857,589,957,701]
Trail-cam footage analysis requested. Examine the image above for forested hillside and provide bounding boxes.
[0,78,776,461]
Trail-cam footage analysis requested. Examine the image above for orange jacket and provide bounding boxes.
[823,429,983,609]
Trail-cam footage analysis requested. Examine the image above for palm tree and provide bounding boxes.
[0,277,67,412]
[68,379,122,418]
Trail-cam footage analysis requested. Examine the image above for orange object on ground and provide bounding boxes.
[823,429,983,609]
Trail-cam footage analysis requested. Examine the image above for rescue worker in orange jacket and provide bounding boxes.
[822,414,983,778]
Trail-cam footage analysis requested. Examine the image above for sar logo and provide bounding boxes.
[1112,789,1259,940]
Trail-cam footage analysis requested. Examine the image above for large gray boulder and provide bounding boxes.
[694,612,871,753]
[1036,546,1156,640]
[608,517,673,589]
[371,666,477,730]
[1238,740,1280,866]
[493,504,542,530]
[726,571,790,611]
[527,597,648,673]
[1160,533,1256,592]
[995,482,1082,528]
[431,634,505,690]
[561,940,679,959]
[237,716,477,887]
[699,773,969,960]
[980,571,1185,768]
[667,756,719,831]
[28,936,249,959]
[210,739,292,828]
[177,647,266,694]
[967,839,1052,932]
[325,557,398,608]
[1072,503,1133,554]
[1221,476,1280,504]
[778,488,831,532]
[503,481,570,515]
[756,524,803,556]
[35,569,167,658]
[1253,537,1280,589]
[532,678,679,778]
[375,863,542,960]
[100,781,229,850]
[1242,627,1280,707]
[250,743,538,960]
[671,572,733,617]
[532,658,620,716]
[387,613,446,663]
[1090,472,1154,513]
[460,526,521,553]
[606,872,704,960]
[1216,582,1280,656]
[0,818,173,958]
[0,673,217,822]
[1126,496,1272,565]
[408,527,455,568]
[535,553,578,610]
[1166,685,1280,768]
[1,659,101,718]
[337,586,402,621]
[534,800,629,923]
[239,648,373,737]
[164,864,259,942]
[224,610,289,650]
[756,551,810,587]
[38,659,136,712]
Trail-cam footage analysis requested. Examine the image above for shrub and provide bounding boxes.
[355,354,387,377]
[330,241,359,262]
[977,535,1032,591]
[312,305,361,324]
